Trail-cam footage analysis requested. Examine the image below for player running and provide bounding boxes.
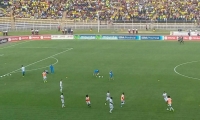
[42,70,47,83]
[21,65,25,77]
[60,93,65,108]
[86,95,91,107]
[121,92,125,107]
[162,91,168,103]
[60,79,63,93]
[109,71,114,80]
[105,91,110,105]
[93,69,99,77]
[109,97,114,113]
[167,96,174,112]
[178,36,184,44]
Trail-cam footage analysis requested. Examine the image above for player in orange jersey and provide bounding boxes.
[121,92,125,107]
[85,95,91,107]
[42,70,47,83]
[167,96,174,111]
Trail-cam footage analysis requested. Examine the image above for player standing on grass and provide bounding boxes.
[121,93,125,107]
[93,69,99,77]
[60,93,65,108]
[109,97,114,113]
[60,79,63,93]
[42,70,47,83]
[21,65,25,77]
[167,96,174,112]
[109,71,114,80]
[105,91,110,105]
[162,91,168,103]
[50,65,54,73]
[86,95,91,107]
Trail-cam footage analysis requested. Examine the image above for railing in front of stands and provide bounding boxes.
[0,19,199,31]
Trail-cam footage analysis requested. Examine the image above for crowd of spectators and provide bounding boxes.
[0,0,200,22]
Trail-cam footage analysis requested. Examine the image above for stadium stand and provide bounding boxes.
[0,0,200,22]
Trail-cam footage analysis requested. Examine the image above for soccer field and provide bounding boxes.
[0,40,200,120]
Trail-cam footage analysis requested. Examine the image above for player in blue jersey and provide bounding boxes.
[93,69,99,77]
[50,65,54,73]
[109,71,114,80]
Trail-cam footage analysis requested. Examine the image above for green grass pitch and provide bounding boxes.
[0,40,200,120]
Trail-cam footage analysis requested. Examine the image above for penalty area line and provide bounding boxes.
[11,57,58,73]
[0,48,73,76]
[174,61,200,81]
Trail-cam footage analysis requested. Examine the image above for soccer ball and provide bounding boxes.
[99,76,101,78]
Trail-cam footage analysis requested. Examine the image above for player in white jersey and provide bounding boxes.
[60,79,63,93]
[162,91,168,103]
[105,91,110,105]
[21,65,25,77]
[60,93,65,108]
[109,97,114,113]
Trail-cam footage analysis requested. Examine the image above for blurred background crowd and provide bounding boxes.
[0,0,200,21]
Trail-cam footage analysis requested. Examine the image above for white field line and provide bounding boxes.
[1,48,73,76]
[11,57,58,73]
[0,41,31,49]
[174,61,200,80]
[7,47,69,49]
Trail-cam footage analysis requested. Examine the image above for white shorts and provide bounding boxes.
[121,100,125,103]
[61,99,64,104]
[106,97,110,101]
[60,86,63,89]
[86,101,91,105]
[109,104,114,109]
[164,98,168,102]
[168,104,171,107]
[43,76,47,80]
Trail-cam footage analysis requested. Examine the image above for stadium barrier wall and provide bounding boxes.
[164,36,200,40]
[2,35,200,42]
[74,35,163,40]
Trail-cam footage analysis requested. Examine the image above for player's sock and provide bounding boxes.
[170,107,174,111]
[105,102,107,105]
[62,104,65,108]
[88,104,91,107]
[110,108,113,113]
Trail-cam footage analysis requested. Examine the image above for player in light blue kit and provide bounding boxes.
[93,69,99,77]
[109,71,114,80]
[50,65,54,73]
